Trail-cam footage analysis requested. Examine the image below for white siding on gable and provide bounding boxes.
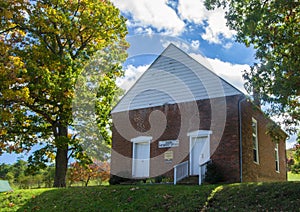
[112,44,242,113]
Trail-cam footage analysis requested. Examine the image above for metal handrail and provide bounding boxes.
[198,160,211,185]
[174,161,189,185]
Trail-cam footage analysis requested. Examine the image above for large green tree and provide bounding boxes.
[0,0,128,187]
[205,0,299,132]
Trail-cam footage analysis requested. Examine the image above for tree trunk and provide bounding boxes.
[85,176,91,187]
[53,125,69,187]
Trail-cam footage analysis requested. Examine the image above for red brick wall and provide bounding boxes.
[112,95,287,182]
[210,95,242,183]
[241,100,287,182]
[111,95,245,182]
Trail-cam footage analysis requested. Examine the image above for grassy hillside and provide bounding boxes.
[205,182,300,211]
[1,182,300,211]
[0,185,216,212]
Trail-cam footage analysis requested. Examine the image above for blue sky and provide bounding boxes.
[113,0,256,94]
[0,0,296,164]
[112,0,296,148]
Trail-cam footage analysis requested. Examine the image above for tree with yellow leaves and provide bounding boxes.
[0,0,128,187]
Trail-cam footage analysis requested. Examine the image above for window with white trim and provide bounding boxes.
[275,143,279,172]
[252,118,259,163]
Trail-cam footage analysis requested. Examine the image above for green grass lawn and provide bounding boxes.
[0,184,217,212]
[205,182,300,211]
[288,172,300,181]
[1,182,300,211]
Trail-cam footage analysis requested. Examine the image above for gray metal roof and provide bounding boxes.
[112,44,243,113]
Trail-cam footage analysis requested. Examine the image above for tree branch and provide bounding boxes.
[73,33,94,59]
[70,0,81,22]
[25,103,55,125]
[51,21,64,56]
[67,148,75,160]
[0,25,19,34]
[41,35,56,55]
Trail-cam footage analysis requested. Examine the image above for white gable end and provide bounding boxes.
[112,44,242,113]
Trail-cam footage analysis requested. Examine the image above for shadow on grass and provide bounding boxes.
[3,182,299,211]
[19,184,217,211]
[205,181,300,211]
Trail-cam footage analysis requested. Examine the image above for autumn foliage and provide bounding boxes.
[68,161,110,186]
[1,0,128,187]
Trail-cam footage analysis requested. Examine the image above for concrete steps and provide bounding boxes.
[177,176,199,185]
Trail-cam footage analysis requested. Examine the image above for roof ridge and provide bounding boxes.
[162,43,244,95]
[112,43,243,113]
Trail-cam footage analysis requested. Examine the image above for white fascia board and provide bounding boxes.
[187,130,212,137]
[131,136,153,143]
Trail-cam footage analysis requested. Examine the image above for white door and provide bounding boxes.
[190,137,209,175]
[133,142,150,178]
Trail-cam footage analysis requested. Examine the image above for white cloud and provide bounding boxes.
[177,0,207,24]
[191,40,200,49]
[160,39,190,52]
[207,58,249,93]
[178,0,236,44]
[223,42,233,49]
[190,53,249,93]
[134,27,154,36]
[117,64,149,92]
[111,0,185,35]
[113,0,236,44]
[201,9,236,44]
[190,53,214,71]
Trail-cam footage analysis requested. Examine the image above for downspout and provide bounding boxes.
[238,96,247,183]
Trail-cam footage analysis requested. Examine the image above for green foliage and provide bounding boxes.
[205,0,300,132]
[0,0,128,187]
[154,175,164,183]
[294,131,300,162]
[266,122,287,143]
[26,146,54,174]
[0,163,11,179]
[291,163,300,174]
[0,160,56,189]
[72,42,127,161]
[290,131,300,174]
[40,166,56,188]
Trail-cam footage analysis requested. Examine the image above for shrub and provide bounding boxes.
[291,163,300,174]
[287,158,295,171]
[154,176,163,183]
[109,171,133,185]
[204,163,223,184]
[109,175,129,185]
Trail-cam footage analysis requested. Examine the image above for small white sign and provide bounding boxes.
[158,140,179,148]
[164,151,173,163]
